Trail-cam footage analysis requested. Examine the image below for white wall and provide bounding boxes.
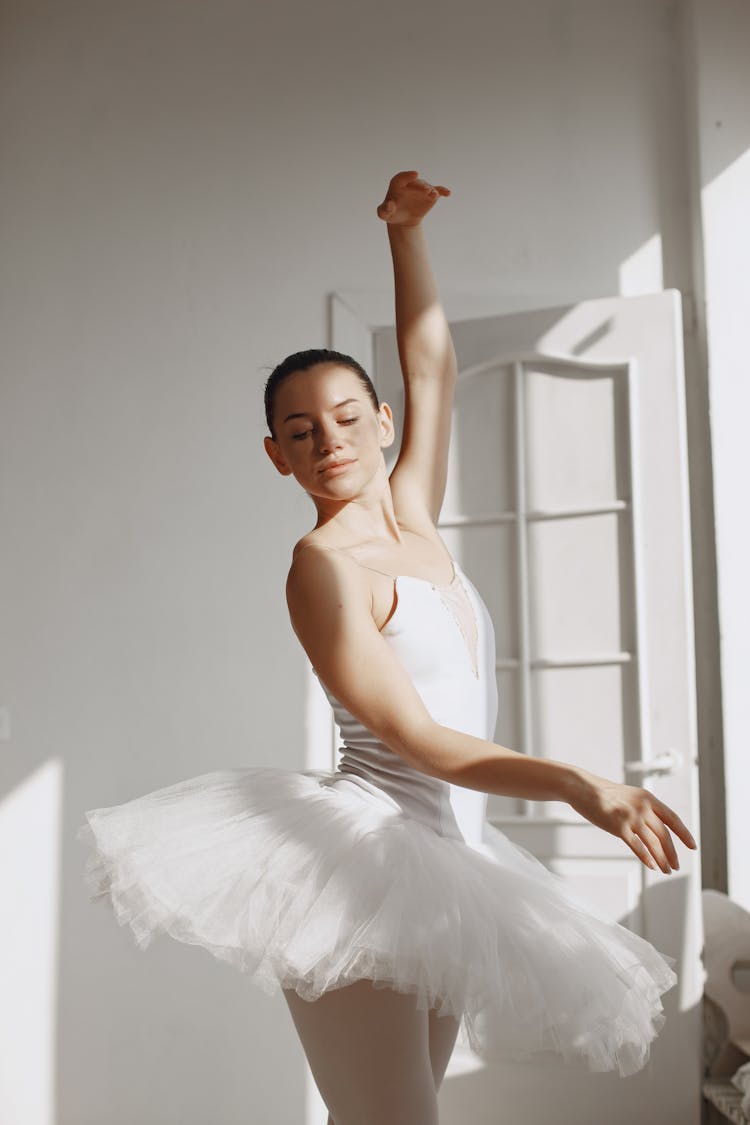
[0,1,716,1122]
[687,0,750,911]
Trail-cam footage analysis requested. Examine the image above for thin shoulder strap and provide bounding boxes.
[294,541,396,580]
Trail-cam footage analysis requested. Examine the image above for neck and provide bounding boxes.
[311,462,403,546]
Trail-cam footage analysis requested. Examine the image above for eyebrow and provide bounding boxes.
[282,397,361,424]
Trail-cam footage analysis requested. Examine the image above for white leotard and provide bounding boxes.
[308,547,498,846]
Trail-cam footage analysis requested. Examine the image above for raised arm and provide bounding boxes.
[377,171,458,526]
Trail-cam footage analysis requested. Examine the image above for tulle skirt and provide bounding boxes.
[76,765,678,1078]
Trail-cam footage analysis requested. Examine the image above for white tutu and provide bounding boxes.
[77,764,678,1078]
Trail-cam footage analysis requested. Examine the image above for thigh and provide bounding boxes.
[283,980,440,1125]
[427,1007,461,1090]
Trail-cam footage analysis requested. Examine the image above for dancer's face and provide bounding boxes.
[263,364,395,498]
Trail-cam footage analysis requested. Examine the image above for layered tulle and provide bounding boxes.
[77,765,677,1078]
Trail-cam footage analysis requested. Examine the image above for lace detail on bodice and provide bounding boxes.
[432,573,479,679]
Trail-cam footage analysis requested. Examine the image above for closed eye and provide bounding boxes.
[292,418,359,440]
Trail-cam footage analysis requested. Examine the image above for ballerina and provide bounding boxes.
[78,169,698,1125]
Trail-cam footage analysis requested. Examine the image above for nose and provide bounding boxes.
[315,422,344,455]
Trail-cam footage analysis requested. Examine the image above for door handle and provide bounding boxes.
[623,748,683,777]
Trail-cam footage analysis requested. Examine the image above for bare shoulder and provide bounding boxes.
[286,533,372,630]
[288,532,362,584]
[290,530,334,566]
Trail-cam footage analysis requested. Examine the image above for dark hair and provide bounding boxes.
[263,348,380,441]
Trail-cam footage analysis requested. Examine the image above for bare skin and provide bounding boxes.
[264,169,697,878]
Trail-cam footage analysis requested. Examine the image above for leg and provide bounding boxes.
[427,1007,461,1090]
[320,1008,459,1125]
[283,980,440,1125]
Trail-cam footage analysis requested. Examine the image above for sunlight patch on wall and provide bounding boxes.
[0,758,62,1125]
[700,143,750,912]
[702,145,750,307]
[618,233,663,296]
[306,1062,330,1125]
[445,1044,486,1078]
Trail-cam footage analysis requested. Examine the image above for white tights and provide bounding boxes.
[283,980,462,1125]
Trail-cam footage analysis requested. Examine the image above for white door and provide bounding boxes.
[329,291,703,1125]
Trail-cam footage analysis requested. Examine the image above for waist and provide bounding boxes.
[328,746,465,840]
[335,745,490,847]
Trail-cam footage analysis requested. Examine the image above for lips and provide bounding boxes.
[319,459,356,473]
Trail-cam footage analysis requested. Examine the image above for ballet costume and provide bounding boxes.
[76,551,678,1078]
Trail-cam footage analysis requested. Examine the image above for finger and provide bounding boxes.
[644,812,680,870]
[623,829,657,870]
[433,185,451,196]
[650,796,697,850]
[634,822,671,873]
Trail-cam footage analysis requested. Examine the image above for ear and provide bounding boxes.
[377,402,396,450]
[263,435,294,476]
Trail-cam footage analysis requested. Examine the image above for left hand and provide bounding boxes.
[566,770,697,872]
[377,170,451,227]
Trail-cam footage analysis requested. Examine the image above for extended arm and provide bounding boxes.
[287,544,697,874]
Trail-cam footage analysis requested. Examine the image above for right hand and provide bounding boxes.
[566,770,697,873]
[376,170,451,227]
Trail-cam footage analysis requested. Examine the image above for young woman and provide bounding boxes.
[78,170,697,1125]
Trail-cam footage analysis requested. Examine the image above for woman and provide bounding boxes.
[78,170,697,1125]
